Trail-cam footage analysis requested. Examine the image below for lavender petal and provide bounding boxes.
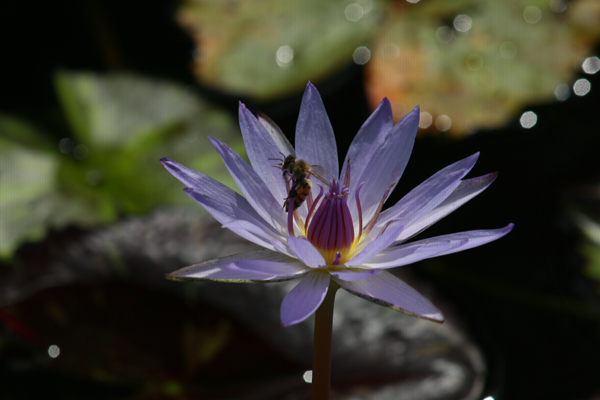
[335,271,444,322]
[280,270,330,327]
[295,82,339,181]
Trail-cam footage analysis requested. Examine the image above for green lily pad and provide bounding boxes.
[0,72,244,259]
[365,0,600,136]
[178,0,385,100]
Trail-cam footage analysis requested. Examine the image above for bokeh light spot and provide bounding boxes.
[381,43,400,60]
[436,26,454,43]
[582,56,600,74]
[573,79,591,96]
[73,144,89,160]
[276,46,294,68]
[523,6,542,24]
[303,370,313,383]
[550,0,567,13]
[48,345,60,358]
[499,41,517,59]
[419,112,432,128]
[435,115,452,132]
[465,53,483,71]
[554,83,570,101]
[353,46,371,65]
[520,111,537,129]
[58,138,75,154]
[453,15,472,32]
[345,3,364,21]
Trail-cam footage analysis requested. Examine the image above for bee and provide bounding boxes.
[270,154,328,211]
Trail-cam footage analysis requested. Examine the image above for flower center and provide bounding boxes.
[306,179,354,264]
[284,160,393,266]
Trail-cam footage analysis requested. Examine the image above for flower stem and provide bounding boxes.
[311,279,339,400]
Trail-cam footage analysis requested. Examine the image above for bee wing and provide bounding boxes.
[309,165,329,185]
[258,111,295,157]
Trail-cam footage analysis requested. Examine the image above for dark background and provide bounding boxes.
[2,1,600,399]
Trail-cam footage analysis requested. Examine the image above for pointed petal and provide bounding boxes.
[224,253,309,276]
[287,236,326,268]
[335,271,443,322]
[222,220,290,255]
[167,250,303,282]
[280,270,330,327]
[376,153,480,230]
[365,224,514,269]
[347,106,420,224]
[345,221,405,267]
[395,173,498,243]
[330,268,382,281]
[161,158,281,250]
[258,112,295,157]
[161,156,220,190]
[340,97,393,185]
[184,187,281,251]
[238,103,289,203]
[209,137,287,231]
[295,83,338,181]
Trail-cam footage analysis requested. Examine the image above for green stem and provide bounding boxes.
[311,280,339,400]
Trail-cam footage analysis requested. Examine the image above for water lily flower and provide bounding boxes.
[161,82,512,327]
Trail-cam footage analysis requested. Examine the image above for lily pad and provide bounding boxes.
[0,72,243,259]
[178,0,385,100]
[365,0,600,136]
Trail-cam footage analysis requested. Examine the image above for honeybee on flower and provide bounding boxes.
[161,82,512,327]
[269,153,327,211]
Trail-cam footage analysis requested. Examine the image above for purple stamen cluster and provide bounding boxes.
[307,179,354,253]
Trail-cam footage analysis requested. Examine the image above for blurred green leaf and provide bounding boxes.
[1,72,244,259]
[178,0,385,100]
[365,0,600,136]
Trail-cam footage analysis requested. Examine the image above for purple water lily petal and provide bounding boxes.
[345,221,405,267]
[280,270,330,327]
[209,137,286,231]
[330,268,382,281]
[347,106,420,224]
[295,83,339,180]
[376,153,480,230]
[335,271,444,322]
[340,97,393,188]
[258,112,295,158]
[183,188,280,251]
[238,103,289,203]
[221,220,290,256]
[365,224,514,269]
[287,237,326,268]
[224,253,309,277]
[167,250,302,282]
[395,173,498,244]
